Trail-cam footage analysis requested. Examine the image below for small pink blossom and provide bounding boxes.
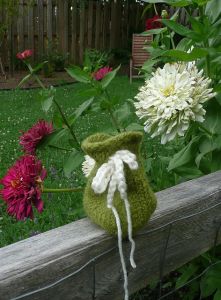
[93,66,113,81]
[20,120,54,155]
[0,155,46,220]
[16,49,33,60]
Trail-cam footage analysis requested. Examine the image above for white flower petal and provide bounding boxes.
[134,62,214,144]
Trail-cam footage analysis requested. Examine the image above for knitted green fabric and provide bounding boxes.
[81,131,157,236]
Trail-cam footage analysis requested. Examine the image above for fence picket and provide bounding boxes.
[17,0,24,52]
[1,1,190,68]
[95,2,101,50]
[71,0,77,63]
[38,0,44,60]
[47,0,53,46]
[28,4,34,57]
[87,1,93,48]
[79,1,85,64]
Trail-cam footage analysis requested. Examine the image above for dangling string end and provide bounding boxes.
[91,150,139,300]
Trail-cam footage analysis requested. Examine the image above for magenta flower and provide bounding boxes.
[93,66,113,81]
[20,120,54,155]
[0,155,47,220]
[146,15,162,30]
[16,49,33,60]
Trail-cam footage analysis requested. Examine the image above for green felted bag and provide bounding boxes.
[81,131,157,236]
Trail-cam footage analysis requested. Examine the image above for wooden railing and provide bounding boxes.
[1,171,221,299]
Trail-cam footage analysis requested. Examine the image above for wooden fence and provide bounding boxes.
[0,171,221,299]
[0,0,149,71]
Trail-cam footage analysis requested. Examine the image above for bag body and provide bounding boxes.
[82,131,157,236]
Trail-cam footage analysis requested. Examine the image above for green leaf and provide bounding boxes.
[201,264,221,298]
[69,98,94,125]
[161,19,192,36]
[195,136,217,168]
[174,165,203,179]
[53,111,63,128]
[201,274,221,297]
[74,87,99,101]
[211,150,221,172]
[113,102,132,127]
[66,66,91,83]
[39,89,55,113]
[204,99,221,135]
[99,98,112,110]
[141,58,160,73]
[162,48,208,61]
[176,264,199,289]
[168,136,200,171]
[141,3,152,19]
[126,123,144,131]
[142,28,167,35]
[214,290,221,300]
[17,73,32,88]
[63,149,84,178]
[101,65,121,89]
[38,129,68,149]
[167,0,192,5]
[41,95,53,112]
[205,0,221,24]
[189,16,205,36]
[32,61,48,74]
[142,0,192,6]
[170,8,180,20]
[176,38,192,51]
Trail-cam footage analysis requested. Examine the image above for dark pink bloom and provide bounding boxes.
[16,49,33,60]
[20,120,54,155]
[0,155,46,220]
[146,15,162,30]
[93,66,113,81]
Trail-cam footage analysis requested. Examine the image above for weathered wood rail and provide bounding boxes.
[1,171,221,300]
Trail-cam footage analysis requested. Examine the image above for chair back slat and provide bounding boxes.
[132,34,152,67]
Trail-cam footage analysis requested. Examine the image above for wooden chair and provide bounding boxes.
[130,34,152,83]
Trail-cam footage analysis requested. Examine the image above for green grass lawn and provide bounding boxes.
[1,76,167,247]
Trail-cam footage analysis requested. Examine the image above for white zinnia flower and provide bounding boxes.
[134,62,215,144]
[82,155,95,177]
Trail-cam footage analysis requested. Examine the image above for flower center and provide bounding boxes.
[11,179,19,188]
[35,176,43,191]
[161,84,175,97]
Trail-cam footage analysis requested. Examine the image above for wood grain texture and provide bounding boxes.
[38,0,44,60]
[79,1,85,64]
[17,0,24,52]
[46,0,53,44]
[1,171,221,300]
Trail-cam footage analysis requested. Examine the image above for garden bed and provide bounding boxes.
[0,71,75,90]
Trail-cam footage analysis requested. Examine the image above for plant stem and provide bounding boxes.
[104,90,122,133]
[48,144,73,152]
[34,74,46,90]
[169,31,175,49]
[27,63,81,150]
[26,64,46,90]
[52,98,81,150]
[43,187,83,193]
[108,108,121,133]
[153,4,158,15]
[205,54,211,78]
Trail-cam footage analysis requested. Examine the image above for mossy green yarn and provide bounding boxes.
[82,131,157,236]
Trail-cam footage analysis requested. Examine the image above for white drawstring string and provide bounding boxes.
[91,150,138,300]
